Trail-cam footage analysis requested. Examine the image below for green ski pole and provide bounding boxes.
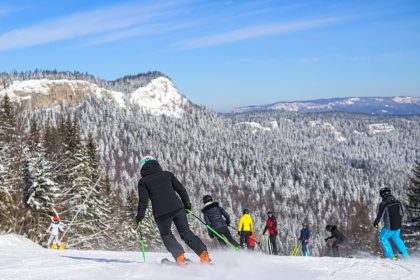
[186,209,240,252]
[137,222,146,263]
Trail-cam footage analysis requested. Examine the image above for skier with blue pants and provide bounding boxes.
[298,222,311,256]
[373,187,408,259]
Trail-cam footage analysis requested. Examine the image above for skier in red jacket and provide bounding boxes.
[263,211,278,255]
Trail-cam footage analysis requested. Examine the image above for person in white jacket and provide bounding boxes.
[47,216,65,248]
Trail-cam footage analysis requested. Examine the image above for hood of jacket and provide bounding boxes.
[201,201,219,213]
[141,160,163,177]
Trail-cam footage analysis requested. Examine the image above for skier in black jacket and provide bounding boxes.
[373,187,408,259]
[136,156,210,265]
[325,225,345,257]
[201,195,239,248]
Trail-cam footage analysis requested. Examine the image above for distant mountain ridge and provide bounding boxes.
[233,96,420,115]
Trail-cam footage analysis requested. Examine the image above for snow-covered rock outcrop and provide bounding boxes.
[129,77,188,118]
[0,77,187,118]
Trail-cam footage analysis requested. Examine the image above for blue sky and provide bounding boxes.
[0,0,419,112]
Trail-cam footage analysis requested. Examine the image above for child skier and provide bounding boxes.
[373,187,408,260]
[46,216,64,248]
[299,222,311,256]
[238,209,254,250]
[201,195,239,248]
[135,156,210,265]
[325,224,345,257]
[263,211,278,255]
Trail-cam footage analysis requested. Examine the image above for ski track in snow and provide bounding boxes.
[0,235,419,280]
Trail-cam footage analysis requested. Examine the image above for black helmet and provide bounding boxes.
[302,222,308,227]
[267,210,273,215]
[243,209,249,214]
[326,225,332,231]
[202,195,213,204]
[379,187,392,198]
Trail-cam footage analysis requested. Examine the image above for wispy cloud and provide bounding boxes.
[89,21,197,46]
[177,16,345,50]
[0,1,191,51]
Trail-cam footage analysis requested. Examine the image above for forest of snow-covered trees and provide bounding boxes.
[0,71,419,256]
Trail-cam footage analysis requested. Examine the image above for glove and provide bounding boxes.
[263,232,266,236]
[324,238,329,242]
[135,216,142,225]
[209,232,214,239]
[305,239,309,243]
[226,221,230,227]
[373,218,379,228]
[184,203,192,213]
[238,231,240,236]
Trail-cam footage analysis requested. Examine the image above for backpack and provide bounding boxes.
[248,232,256,248]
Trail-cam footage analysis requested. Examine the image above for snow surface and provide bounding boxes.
[234,122,272,133]
[0,77,187,118]
[309,121,346,142]
[368,123,395,134]
[0,235,418,280]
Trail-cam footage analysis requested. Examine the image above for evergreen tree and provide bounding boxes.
[62,120,111,249]
[0,145,14,232]
[25,142,59,242]
[0,95,21,233]
[404,158,420,250]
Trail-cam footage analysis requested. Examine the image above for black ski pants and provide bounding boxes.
[269,234,278,255]
[214,227,239,248]
[332,238,344,257]
[156,209,207,260]
[239,231,253,250]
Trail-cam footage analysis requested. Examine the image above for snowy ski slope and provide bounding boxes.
[0,235,418,280]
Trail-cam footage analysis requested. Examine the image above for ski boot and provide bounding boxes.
[176,253,186,266]
[199,250,211,264]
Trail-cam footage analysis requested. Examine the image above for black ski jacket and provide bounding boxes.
[299,227,311,241]
[373,195,404,230]
[201,202,230,230]
[326,225,345,242]
[137,161,190,222]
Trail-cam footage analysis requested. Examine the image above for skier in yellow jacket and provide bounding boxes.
[238,209,254,249]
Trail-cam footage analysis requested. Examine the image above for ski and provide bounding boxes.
[160,258,195,266]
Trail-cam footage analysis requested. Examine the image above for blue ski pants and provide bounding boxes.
[301,241,309,256]
[379,228,408,258]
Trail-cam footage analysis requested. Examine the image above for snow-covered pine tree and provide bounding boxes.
[404,158,420,250]
[61,119,111,249]
[100,175,127,249]
[124,189,141,250]
[83,132,111,249]
[25,141,59,242]
[0,144,14,232]
[0,95,21,233]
